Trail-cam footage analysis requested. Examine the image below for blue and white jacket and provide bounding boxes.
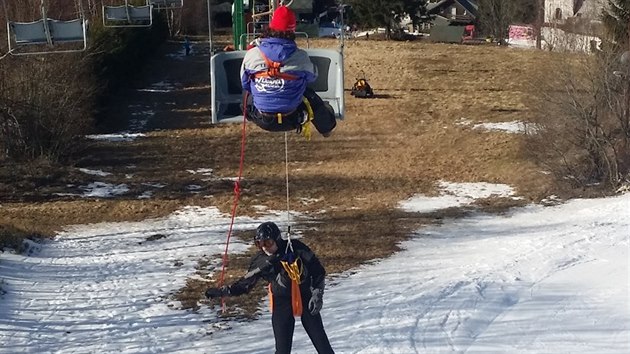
[240,37,317,113]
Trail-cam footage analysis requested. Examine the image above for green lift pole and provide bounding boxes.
[232,0,245,49]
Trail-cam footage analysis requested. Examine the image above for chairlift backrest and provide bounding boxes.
[7,17,87,55]
[103,5,153,28]
[49,19,87,41]
[149,0,183,9]
[210,49,344,124]
[9,20,49,44]
[239,31,310,50]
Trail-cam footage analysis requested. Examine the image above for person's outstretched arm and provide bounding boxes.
[205,253,279,298]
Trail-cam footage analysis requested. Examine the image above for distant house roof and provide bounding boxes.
[458,0,478,16]
[427,0,478,18]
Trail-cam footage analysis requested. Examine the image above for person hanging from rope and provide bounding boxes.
[206,222,335,354]
[240,6,337,138]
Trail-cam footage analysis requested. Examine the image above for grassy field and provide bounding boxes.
[0,37,566,315]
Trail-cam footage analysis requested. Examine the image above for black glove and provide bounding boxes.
[308,288,323,315]
[205,286,230,299]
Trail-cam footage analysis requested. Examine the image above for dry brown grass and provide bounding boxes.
[1,38,563,318]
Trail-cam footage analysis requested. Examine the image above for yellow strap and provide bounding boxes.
[281,259,303,282]
[280,259,304,317]
[301,97,315,141]
[270,98,313,139]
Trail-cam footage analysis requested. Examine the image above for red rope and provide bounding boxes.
[218,92,250,312]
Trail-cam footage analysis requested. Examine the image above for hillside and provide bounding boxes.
[0,37,561,302]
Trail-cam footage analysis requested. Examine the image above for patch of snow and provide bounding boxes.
[80,182,129,198]
[86,133,145,142]
[399,181,516,213]
[187,168,214,176]
[457,118,538,134]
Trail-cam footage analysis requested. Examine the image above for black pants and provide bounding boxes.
[271,292,334,354]
[245,88,336,136]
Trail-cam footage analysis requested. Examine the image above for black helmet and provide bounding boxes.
[255,222,281,242]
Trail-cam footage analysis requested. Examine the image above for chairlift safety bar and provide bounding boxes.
[103,4,153,28]
[149,0,183,10]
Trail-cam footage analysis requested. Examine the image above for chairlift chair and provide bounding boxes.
[211,2,345,124]
[240,31,311,50]
[149,0,183,10]
[210,49,345,124]
[103,1,153,28]
[7,0,87,55]
[6,3,87,55]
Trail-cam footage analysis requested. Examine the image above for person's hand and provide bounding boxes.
[308,288,323,315]
[205,286,229,299]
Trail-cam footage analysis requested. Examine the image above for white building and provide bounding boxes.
[544,0,605,25]
[542,0,607,53]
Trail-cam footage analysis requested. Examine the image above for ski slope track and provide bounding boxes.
[0,194,628,353]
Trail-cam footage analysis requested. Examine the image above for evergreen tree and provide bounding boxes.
[347,0,428,38]
[313,0,338,15]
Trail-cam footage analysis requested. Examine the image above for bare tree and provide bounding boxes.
[525,0,630,191]
[0,1,116,161]
[477,0,537,43]
[0,55,96,161]
[527,48,630,190]
[0,0,169,162]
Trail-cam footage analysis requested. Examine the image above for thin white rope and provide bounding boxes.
[0,49,13,61]
[283,131,294,253]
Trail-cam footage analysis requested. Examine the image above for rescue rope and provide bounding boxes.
[218,92,250,312]
[282,128,303,317]
[283,97,314,246]
[283,97,314,251]
[283,131,294,253]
